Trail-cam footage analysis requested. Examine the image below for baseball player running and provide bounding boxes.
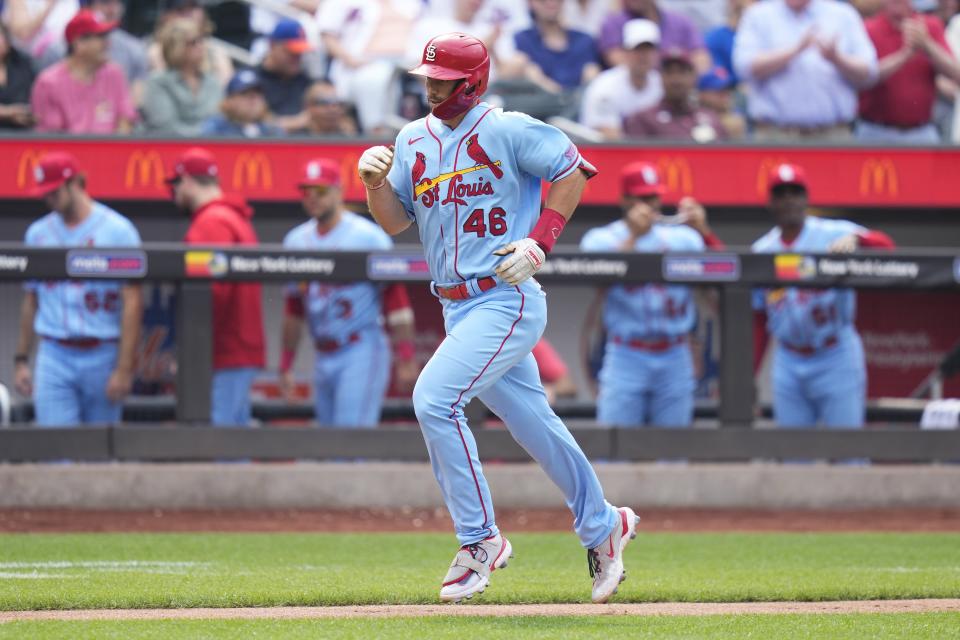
[580,162,720,427]
[753,163,895,427]
[279,158,418,426]
[359,32,638,604]
[14,152,143,425]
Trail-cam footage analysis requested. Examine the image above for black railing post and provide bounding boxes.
[718,285,755,427]
[175,282,213,423]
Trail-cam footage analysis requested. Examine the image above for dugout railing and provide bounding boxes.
[0,243,958,462]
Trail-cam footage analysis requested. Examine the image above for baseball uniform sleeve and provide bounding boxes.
[22,221,41,292]
[111,215,142,246]
[387,138,416,220]
[580,227,617,252]
[509,113,591,182]
[282,227,305,298]
[677,227,706,252]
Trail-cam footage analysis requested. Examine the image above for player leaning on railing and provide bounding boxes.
[359,32,639,605]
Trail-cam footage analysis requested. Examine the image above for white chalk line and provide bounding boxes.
[1,600,960,622]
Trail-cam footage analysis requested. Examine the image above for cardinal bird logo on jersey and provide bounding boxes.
[411,151,428,191]
[466,134,503,179]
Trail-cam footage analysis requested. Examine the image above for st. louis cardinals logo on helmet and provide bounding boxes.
[409,32,490,120]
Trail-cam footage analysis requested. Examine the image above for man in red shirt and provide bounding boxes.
[858,0,960,142]
[168,147,266,426]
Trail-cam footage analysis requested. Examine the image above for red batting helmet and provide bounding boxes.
[409,32,490,120]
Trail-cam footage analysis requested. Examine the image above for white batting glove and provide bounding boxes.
[828,234,859,254]
[358,145,394,188]
[493,238,546,285]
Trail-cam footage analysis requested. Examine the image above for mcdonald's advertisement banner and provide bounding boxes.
[2,140,957,206]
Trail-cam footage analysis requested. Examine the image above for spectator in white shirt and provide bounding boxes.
[580,18,664,139]
[318,0,421,135]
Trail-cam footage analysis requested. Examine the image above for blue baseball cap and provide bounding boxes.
[697,66,734,91]
[226,69,262,95]
[270,19,312,53]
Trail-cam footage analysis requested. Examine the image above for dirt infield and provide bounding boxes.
[2,507,960,533]
[2,600,959,622]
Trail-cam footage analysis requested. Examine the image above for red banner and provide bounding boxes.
[856,291,960,398]
[1,139,955,207]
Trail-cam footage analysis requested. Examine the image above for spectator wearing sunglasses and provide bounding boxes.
[289,79,359,137]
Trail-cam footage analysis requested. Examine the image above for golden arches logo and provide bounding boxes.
[124,150,165,189]
[859,158,898,197]
[232,152,273,189]
[755,157,792,197]
[16,149,47,189]
[655,157,693,194]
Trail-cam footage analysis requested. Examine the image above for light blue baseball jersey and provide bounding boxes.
[752,216,864,348]
[387,102,591,285]
[24,202,141,340]
[580,220,705,339]
[283,211,393,342]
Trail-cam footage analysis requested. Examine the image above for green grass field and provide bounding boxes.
[1,532,958,609]
[2,532,959,639]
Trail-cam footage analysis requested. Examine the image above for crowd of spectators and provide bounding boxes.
[1,0,960,143]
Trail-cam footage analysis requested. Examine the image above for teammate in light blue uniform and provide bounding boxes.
[279,158,418,427]
[14,152,142,426]
[752,163,895,428]
[359,33,638,605]
[581,161,709,427]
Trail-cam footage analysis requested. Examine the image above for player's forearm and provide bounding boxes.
[367,186,412,236]
[544,170,588,220]
[116,285,142,374]
[15,292,37,357]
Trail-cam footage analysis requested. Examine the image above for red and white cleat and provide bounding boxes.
[588,507,640,604]
[439,532,513,603]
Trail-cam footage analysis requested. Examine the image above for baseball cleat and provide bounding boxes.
[588,507,640,604]
[440,532,512,603]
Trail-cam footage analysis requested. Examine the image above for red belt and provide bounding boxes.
[612,335,686,352]
[435,276,498,301]
[42,336,117,349]
[315,332,360,353]
[782,336,838,356]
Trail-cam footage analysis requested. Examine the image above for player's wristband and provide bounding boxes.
[279,349,295,373]
[393,340,415,362]
[365,179,387,191]
[13,353,28,366]
[528,208,567,253]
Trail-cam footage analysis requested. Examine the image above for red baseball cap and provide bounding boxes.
[298,158,341,188]
[31,152,82,197]
[65,9,117,45]
[621,161,665,197]
[166,147,219,184]
[767,163,808,191]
